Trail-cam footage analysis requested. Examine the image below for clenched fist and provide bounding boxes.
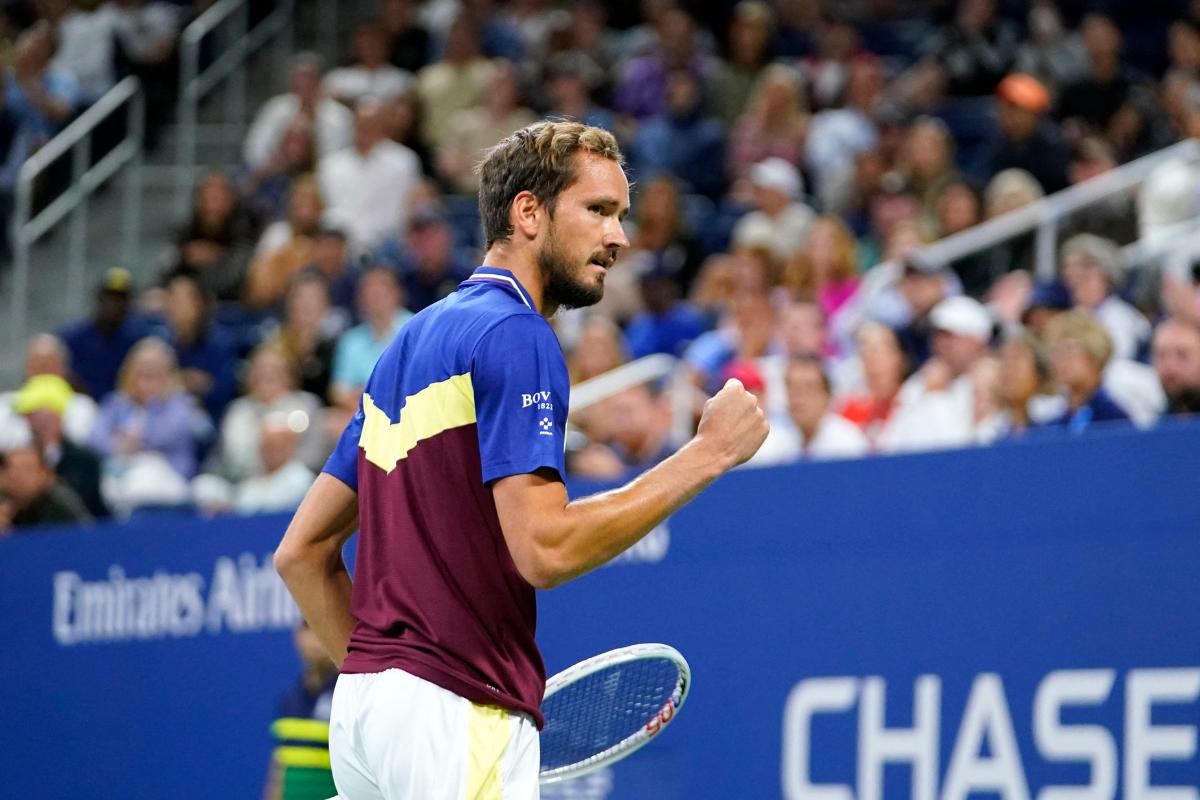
[695,378,770,470]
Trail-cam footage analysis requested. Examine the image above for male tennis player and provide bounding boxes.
[275,120,768,799]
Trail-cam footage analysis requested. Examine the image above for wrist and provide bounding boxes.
[680,436,733,480]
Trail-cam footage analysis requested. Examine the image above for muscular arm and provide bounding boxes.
[274,473,359,666]
[492,379,768,589]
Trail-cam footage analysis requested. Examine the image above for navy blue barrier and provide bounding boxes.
[2,424,1198,799]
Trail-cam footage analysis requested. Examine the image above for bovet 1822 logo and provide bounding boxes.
[521,391,553,410]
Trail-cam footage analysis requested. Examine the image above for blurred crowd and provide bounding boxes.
[4,0,1200,533]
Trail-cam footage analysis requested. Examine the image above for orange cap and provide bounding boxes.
[996,73,1050,113]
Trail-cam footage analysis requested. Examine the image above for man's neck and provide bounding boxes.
[481,245,552,317]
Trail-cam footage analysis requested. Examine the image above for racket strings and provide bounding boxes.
[540,657,681,771]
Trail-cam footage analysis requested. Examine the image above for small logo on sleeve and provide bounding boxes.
[522,390,554,412]
[538,417,554,436]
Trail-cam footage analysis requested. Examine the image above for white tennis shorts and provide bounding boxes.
[327,668,540,800]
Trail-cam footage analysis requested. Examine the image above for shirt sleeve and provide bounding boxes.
[321,402,364,491]
[472,314,569,484]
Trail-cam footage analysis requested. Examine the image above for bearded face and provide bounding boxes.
[536,218,613,311]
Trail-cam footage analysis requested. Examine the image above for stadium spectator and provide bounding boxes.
[110,0,181,148]
[731,157,815,263]
[1152,317,1200,416]
[755,354,869,464]
[244,52,353,171]
[60,268,155,400]
[0,444,92,533]
[804,59,882,207]
[898,117,960,229]
[11,374,106,518]
[5,20,80,165]
[89,338,200,504]
[324,23,413,106]
[246,177,325,309]
[566,315,629,385]
[994,330,1063,438]
[707,0,775,124]
[838,322,909,445]
[726,63,809,183]
[436,60,536,194]
[263,620,338,800]
[891,254,957,366]
[208,345,326,483]
[782,215,861,336]
[1013,0,1087,93]
[41,0,117,105]
[317,99,422,251]
[684,289,781,395]
[570,382,675,480]
[981,73,1068,194]
[240,119,316,228]
[1057,14,1138,144]
[624,250,708,359]
[227,414,315,515]
[0,333,97,448]
[625,174,704,291]
[1061,138,1137,244]
[374,206,473,313]
[1043,310,1131,431]
[381,0,432,74]
[265,272,339,401]
[329,266,412,412]
[615,8,712,120]
[415,14,494,145]
[629,68,726,199]
[882,295,994,452]
[542,53,613,132]
[921,0,1019,97]
[300,227,358,324]
[166,171,255,303]
[1058,234,1151,362]
[157,268,238,423]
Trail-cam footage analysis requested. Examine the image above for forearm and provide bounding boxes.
[275,474,359,666]
[534,439,726,587]
[278,553,355,667]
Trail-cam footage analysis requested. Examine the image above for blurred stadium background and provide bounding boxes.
[0,0,1198,797]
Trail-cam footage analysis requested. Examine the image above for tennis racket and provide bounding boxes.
[538,643,691,785]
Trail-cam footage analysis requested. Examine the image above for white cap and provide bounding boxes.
[930,296,992,341]
[749,157,803,201]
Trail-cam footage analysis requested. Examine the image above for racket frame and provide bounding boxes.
[538,642,691,785]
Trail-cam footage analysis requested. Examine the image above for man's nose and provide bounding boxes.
[604,217,630,250]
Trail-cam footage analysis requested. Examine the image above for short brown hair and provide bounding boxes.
[476,121,623,249]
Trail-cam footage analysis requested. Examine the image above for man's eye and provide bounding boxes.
[589,205,604,215]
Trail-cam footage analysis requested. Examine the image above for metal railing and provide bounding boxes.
[176,0,295,214]
[915,138,1200,281]
[8,77,145,348]
[569,353,698,444]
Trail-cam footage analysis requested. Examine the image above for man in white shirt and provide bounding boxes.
[317,100,423,251]
[730,157,816,263]
[753,354,869,464]
[880,295,994,453]
[244,53,355,170]
[322,25,413,105]
[42,0,117,103]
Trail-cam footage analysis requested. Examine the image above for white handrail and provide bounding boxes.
[8,77,145,348]
[915,138,1200,281]
[570,354,679,411]
[175,0,295,215]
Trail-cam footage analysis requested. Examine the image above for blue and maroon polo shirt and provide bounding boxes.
[322,266,568,727]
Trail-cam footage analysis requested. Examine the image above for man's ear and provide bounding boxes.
[510,190,542,241]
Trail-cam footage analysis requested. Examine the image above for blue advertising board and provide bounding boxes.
[1,423,1198,799]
